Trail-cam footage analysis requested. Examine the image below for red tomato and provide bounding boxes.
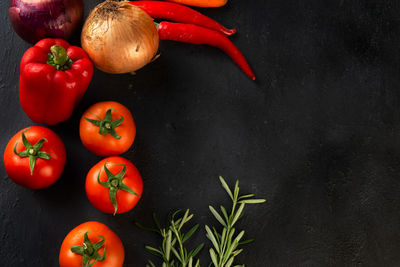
[86,156,143,215]
[59,221,124,267]
[3,126,66,189]
[79,101,136,156]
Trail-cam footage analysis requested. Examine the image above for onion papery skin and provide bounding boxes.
[9,0,84,44]
[81,1,159,74]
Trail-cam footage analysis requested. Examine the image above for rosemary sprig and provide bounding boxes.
[206,176,266,267]
[138,177,266,267]
[138,210,204,267]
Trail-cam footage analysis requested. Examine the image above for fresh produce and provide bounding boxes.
[19,38,93,125]
[3,126,66,189]
[165,0,227,8]
[206,177,265,267]
[9,0,84,44]
[140,177,265,266]
[80,101,136,156]
[130,1,235,36]
[137,210,204,267]
[81,0,159,74]
[157,22,256,80]
[59,221,124,267]
[81,0,255,79]
[86,157,143,215]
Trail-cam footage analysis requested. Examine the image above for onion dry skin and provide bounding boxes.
[9,0,83,44]
[81,1,159,74]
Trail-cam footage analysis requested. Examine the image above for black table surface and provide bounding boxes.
[2,0,400,266]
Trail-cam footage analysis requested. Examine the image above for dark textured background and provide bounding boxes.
[1,0,400,266]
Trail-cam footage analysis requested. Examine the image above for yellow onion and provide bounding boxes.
[81,0,159,74]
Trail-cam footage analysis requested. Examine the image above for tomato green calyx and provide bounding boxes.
[47,45,73,71]
[13,129,51,175]
[71,231,106,267]
[97,162,140,215]
[84,108,124,140]
[110,178,120,187]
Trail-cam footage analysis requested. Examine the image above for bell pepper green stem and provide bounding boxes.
[47,45,73,70]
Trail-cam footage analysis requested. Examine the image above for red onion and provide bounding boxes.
[9,0,84,44]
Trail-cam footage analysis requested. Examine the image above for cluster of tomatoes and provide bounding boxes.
[3,101,141,266]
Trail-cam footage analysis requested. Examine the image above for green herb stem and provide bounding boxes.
[139,210,203,267]
[206,176,266,267]
[139,177,265,267]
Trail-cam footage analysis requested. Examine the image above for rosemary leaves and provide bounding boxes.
[139,176,265,266]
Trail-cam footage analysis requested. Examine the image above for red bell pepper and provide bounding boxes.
[19,38,93,125]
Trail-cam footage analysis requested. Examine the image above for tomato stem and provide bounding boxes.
[13,129,51,175]
[84,108,124,139]
[110,179,119,188]
[71,231,106,267]
[97,162,140,215]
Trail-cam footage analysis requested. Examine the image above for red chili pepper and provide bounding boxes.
[157,21,255,80]
[130,1,235,36]
[19,38,93,125]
